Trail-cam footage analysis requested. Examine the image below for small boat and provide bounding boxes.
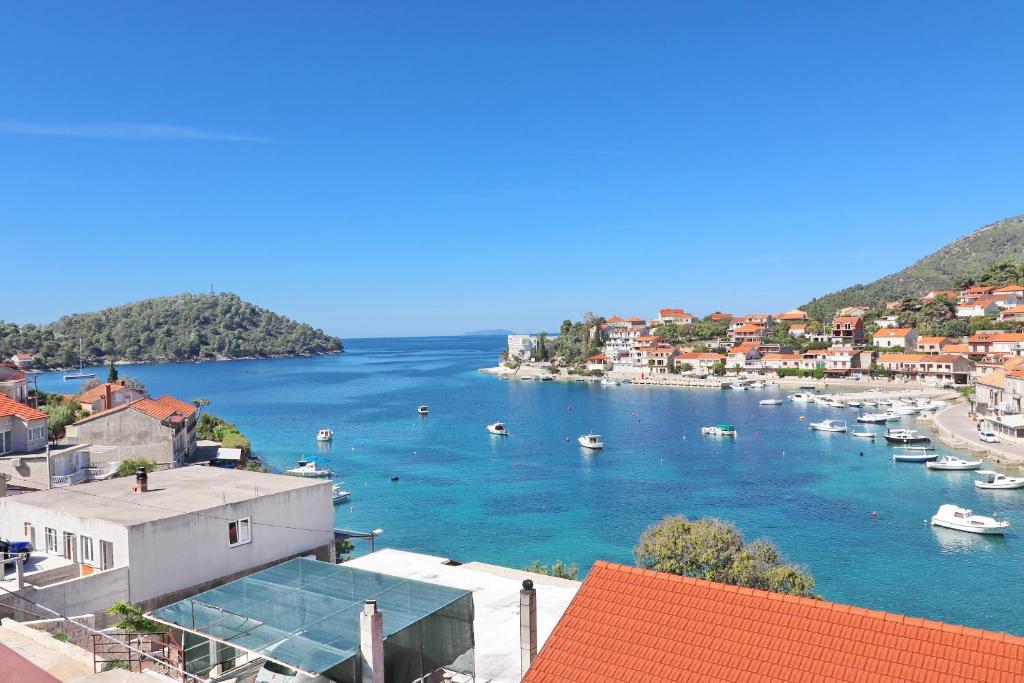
[850,429,876,439]
[540,375,554,381]
[889,403,920,416]
[418,405,429,415]
[578,434,604,449]
[63,337,96,380]
[486,422,509,436]
[931,504,1009,535]
[332,484,351,504]
[799,385,817,391]
[892,446,937,463]
[856,413,888,424]
[809,419,847,433]
[825,400,846,408]
[883,411,903,421]
[748,382,765,389]
[316,428,333,442]
[285,459,335,478]
[916,399,948,411]
[862,401,877,407]
[847,400,863,407]
[884,429,931,444]
[701,424,737,437]
[927,456,982,471]
[759,399,784,406]
[600,378,620,386]
[974,470,1024,490]
[788,393,814,403]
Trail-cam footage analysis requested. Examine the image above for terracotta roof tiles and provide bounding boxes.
[0,394,47,421]
[525,561,1024,683]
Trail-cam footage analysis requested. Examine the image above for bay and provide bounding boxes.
[35,335,1024,634]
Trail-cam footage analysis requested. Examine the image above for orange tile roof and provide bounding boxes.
[776,309,808,321]
[874,327,912,337]
[710,313,733,320]
[943,343,970,354]
[676,352,726,360]
[1005,357,1024,371]
[994,284,1024,293]
[977,370,1006,389]
[587,354,608,361]
[832,316,861,325]
[1000,305,1024,315]
[733,323,762,333]
[917,336,950,344]
[76,381,133,404]
[762,353,802,360]
[75,394,196,424]
[659,308,691,318]
[0,394,47,421]
[730,342,759,354]
[605,315,624,323]
[988,333,1024,342]
[524,560,1024,683]
[963,285,997,293]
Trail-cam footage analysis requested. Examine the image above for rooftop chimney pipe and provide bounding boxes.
[520,579,538,678]
[360,599,384,683]
[135,468,148,493]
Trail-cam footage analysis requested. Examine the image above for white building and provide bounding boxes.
[0,466,335,624]
[507,334,536,360]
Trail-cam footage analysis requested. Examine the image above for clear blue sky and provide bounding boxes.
[3,3,1023,337]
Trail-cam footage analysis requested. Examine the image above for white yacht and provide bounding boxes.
[788,393,815,403]
[701,424,737,437]
[974,471,1024,490]
[285,459,335,478]
[316,428,333,442]
[847,400,863,408]
[486,422,509,436]
[927,456,982,471]
[884,429,931,445]
[809,419,847,433]
[889,403,920,416]
[332,484,351,504]
[856,413,888,424]
[578,434,604,449]
[850,428,875,439]
[759,398,784,406]
[418,405,430,415]
[931,504,1009,535]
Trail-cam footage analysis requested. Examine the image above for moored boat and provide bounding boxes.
[332,484,351,504]
[892,446,937,463]
[931,504,1009,535]
[486,422,509,436]
[850,429,876,439]
[788,393,814,403]
[759,398,784,406]
[856,413,888,424]
[578,434,603,449]
[285,459,335,478]
[884,428,931,444]
[418,405,430,415]
[927,456,982,471]
[974,470,1024,490]
[809,419,847,433]
[316,428,333,442]
[701,424,737,437]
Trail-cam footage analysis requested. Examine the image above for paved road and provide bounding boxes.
[932,402,1024,465]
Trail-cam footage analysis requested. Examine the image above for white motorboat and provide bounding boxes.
[600,378,620,386]
[847,400,863,407]
[748,381,766,389]
[862,401,877,407]
[285,459,335,478]
[788,393,814,403]
[889,403,920,416]
[856,413,888,424]
[418,405,430,415]
[931,504,1009,535]
[316,428,334,442]
[825,400,846,408]
[486,422,509,436]
[759,399,784,406]
[850,429,876,439]
[332,484,351,504]
[892,446,937,463]
[884,410,903,421]
[701,424,737,437]
[885,429,931,445]
[578,434,604,449]
[809,419,847,433]
[974,470,1024,490]
[916,399,948,411]
[927,456,982,471]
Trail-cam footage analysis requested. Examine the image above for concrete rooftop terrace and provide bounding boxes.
[347,549,581,683]
[0,466,329,526]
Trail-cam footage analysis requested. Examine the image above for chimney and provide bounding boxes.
[359,599,384,683]
[134,468,148,493]
[520,579,538,678]
[104,384,112,411]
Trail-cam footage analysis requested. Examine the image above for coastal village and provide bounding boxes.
[2,286,1024,682]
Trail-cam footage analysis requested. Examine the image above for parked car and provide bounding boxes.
[979,430,1000,443]
[0,539,33,570]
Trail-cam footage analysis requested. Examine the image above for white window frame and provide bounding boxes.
[29,426,46,442]
[0,430,12,455]
[80,535,95,565]
[44,527,58,554]
[227,517,252,547]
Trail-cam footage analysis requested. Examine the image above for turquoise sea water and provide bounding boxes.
[35,336,1024,634]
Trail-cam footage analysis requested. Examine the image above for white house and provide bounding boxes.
[586,354,611,372]
[0,395,48,457]
[8,354,33,369]
[507,335,536,360]
[872,327,917,350]
[957,298,1002,318]
[0,467,335,624]
[656,309,695,326]
[674,352,725,374]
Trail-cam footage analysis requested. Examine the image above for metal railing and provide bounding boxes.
[51,462,119,488]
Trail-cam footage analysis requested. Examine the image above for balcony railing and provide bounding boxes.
[51,462,119,488]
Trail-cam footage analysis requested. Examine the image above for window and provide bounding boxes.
[80,536,94,565]
[227,518,251,547]
[28,426,45,442]
[45,527,58,554]
[0,430,11,455]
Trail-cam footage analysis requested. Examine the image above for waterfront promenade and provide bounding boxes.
[930,402,1024,466]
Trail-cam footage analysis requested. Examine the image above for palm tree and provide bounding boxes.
[191,397,211,417]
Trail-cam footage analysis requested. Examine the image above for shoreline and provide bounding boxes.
[926,403,1024,467]
[30,349,345,373]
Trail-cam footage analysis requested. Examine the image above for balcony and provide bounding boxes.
[51,462,119,488]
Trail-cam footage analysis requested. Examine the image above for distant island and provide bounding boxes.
[0,292,343,369]
[464,329,516,336]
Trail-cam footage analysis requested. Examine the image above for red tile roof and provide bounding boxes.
[732,323,762,333]
[0,394,47,421]
[524,560,1024,683]
[676,352,725,360]
[76,381,131,404]
[710,313,733,320]
[943,343,970,354]
[659,308,691,318]
[74,394,196,424]
[776,309,808,321]
[874,327,912,338]
[587,354,608,361]
[832,316,861,325]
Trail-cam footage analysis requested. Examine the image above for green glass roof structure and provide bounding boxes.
[151,557,474,679]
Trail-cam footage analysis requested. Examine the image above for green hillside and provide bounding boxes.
[803,215,1024,320]
[0,293,343,369]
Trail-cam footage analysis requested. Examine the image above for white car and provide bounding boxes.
[979,430,1000,444]
[255,661,303,683]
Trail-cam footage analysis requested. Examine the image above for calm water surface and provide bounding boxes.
[36,336,1024,634]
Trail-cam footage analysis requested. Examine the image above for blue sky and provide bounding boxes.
[3,2,1023,337]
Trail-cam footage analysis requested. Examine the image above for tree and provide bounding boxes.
[191,397,211,417]
[122,377,146,392]
[40,398,81,442]
[116,458,157,478]
[336,537,355,562]
[524,560,579,580]
[81,378,101,393]
[107,360,119,384]
[106,601,164,633]
[634,516,816,597]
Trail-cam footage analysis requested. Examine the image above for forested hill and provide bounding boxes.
[803,214,1024,321]
[0,293,343,369]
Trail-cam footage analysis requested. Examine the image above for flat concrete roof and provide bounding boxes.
[346,549,580,683]
[0,466,329,526]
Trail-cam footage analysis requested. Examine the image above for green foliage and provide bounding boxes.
[803,216,1024,319]
[116,459,157,478]
[52,632,70,642]
[711,362,726,376]
[776,368,808,378]
[196,413,252,457]
[654,316,730,344]
[524,559,579,580]
[634,516,816,597]
[81,378,101,393]
[244,459,270,473]
[107,360,118,384]
[550,315,604,366]
[106,601,164,632]
[103,660,133,672]
[336,537,355,562]
[811,367,826,380]
[40,397,84,442]
[0,292,343,369]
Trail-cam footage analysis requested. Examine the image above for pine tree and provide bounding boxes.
[107,360,118,384]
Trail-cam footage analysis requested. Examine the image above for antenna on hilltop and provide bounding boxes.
[210,283,215,295]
